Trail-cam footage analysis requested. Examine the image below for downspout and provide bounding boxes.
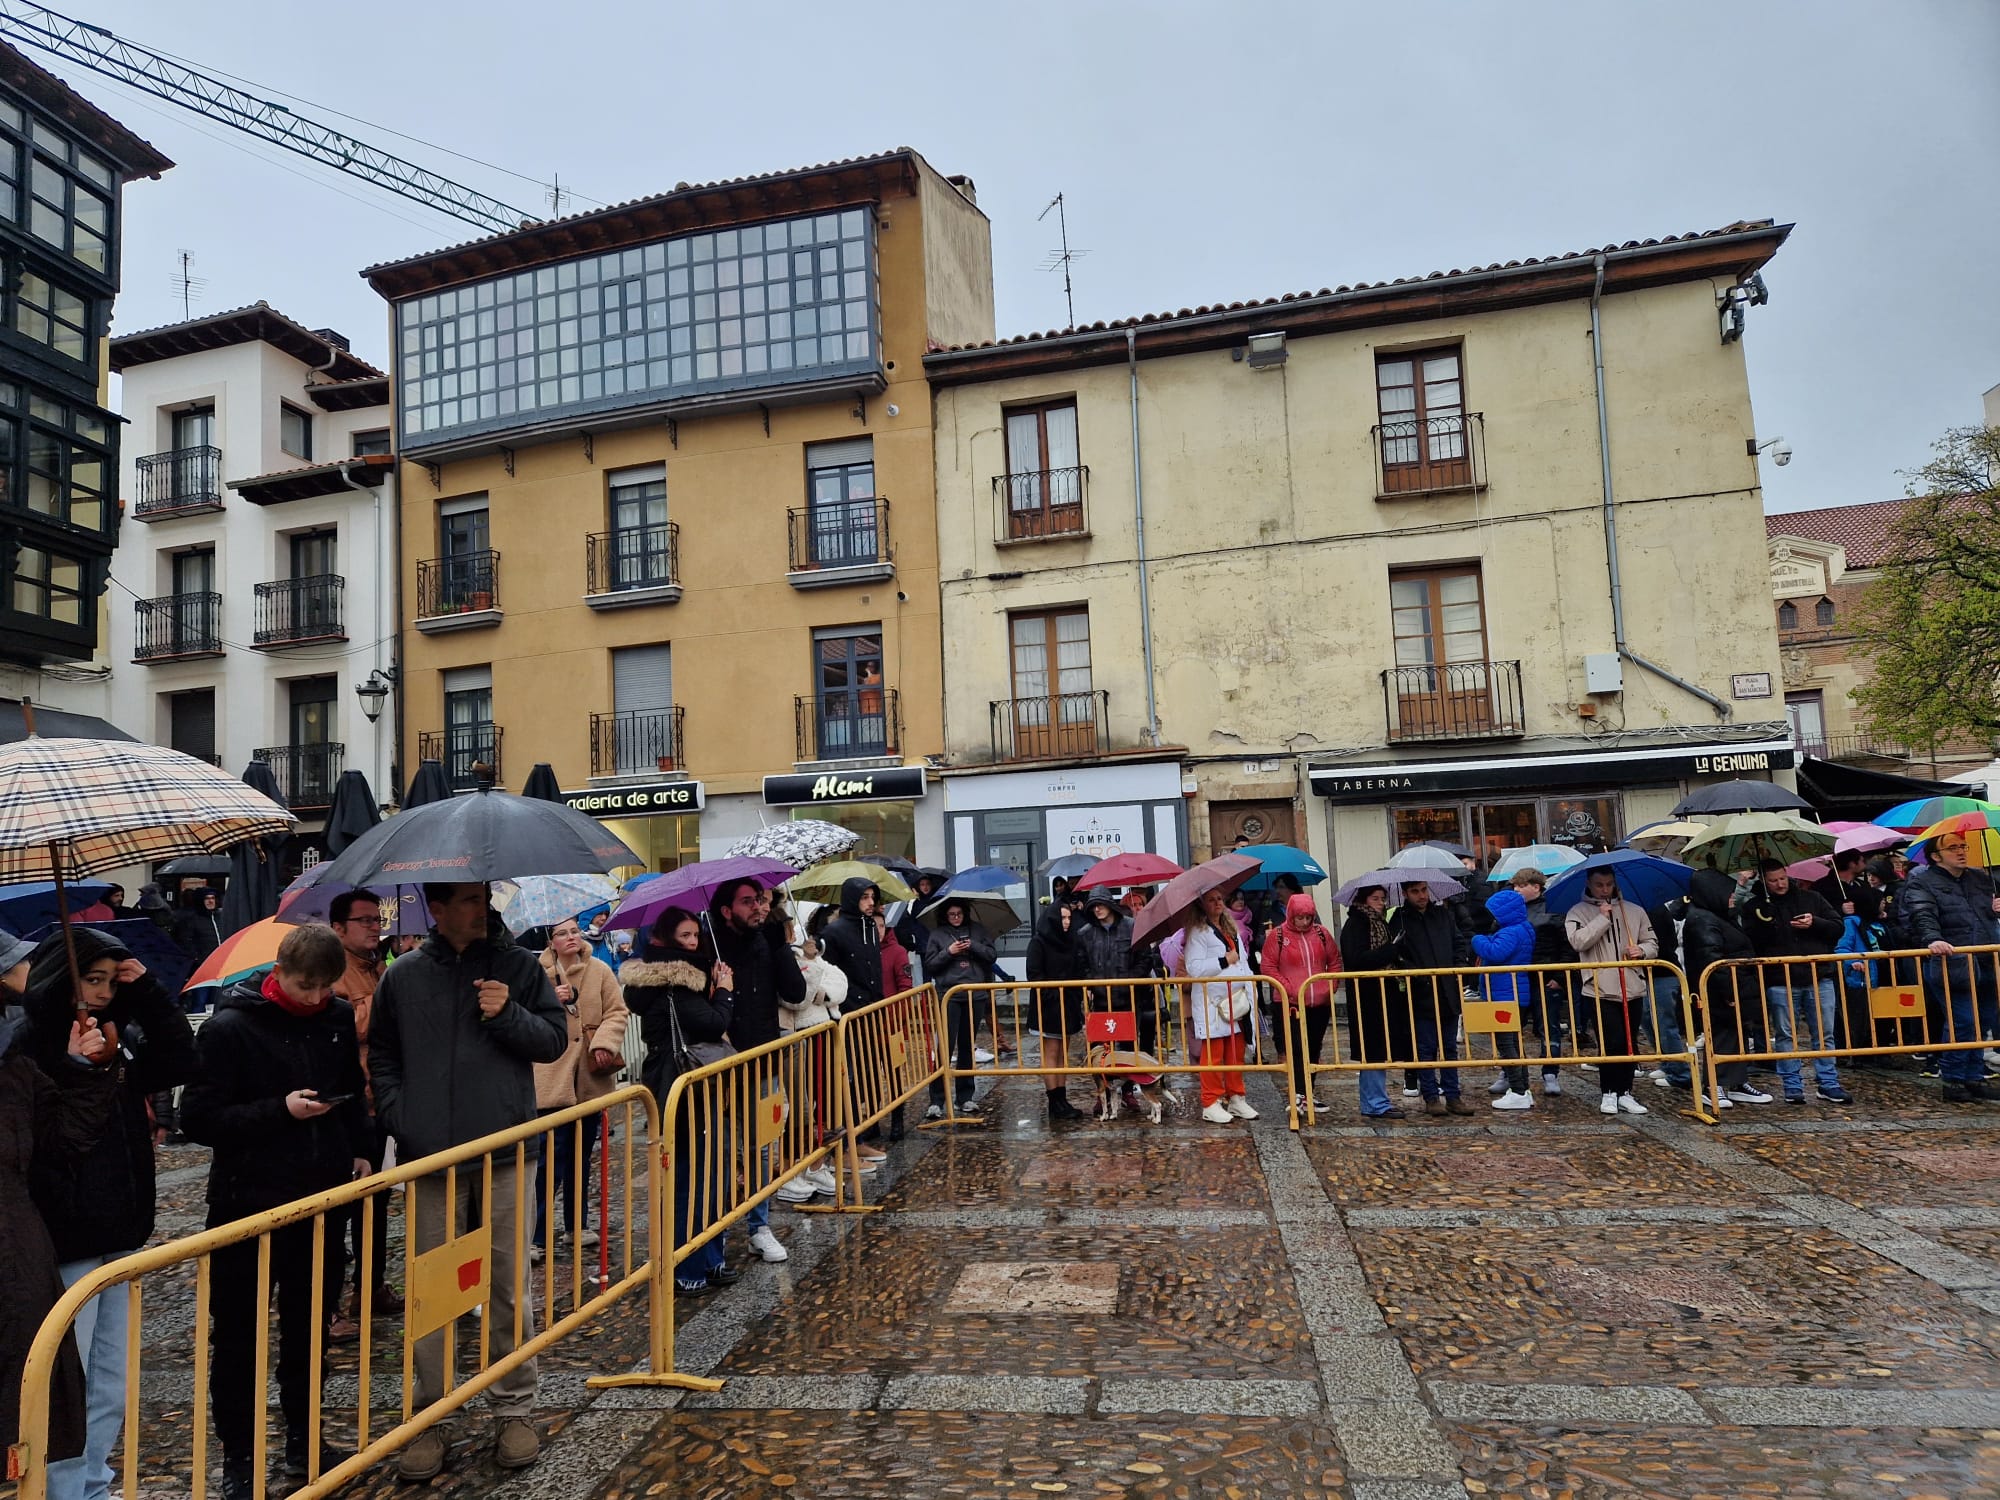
[1589,255,1730,720]
[336,460,396,804]
[1127,329,1161,745]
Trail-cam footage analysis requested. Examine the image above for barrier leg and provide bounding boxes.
[588,1121,721,1393]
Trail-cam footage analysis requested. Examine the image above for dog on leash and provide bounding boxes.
[1085,1041,1181,1124]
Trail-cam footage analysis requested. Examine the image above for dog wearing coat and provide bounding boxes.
[1083,1006,1181,1122]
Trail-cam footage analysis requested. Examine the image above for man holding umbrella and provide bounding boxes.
[1739,860,1850,1105]
[1391,881,1473,1115]
[1564,867,1659,1115]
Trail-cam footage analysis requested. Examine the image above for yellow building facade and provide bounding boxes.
[366,151,991,870]
[926,223,1794,886]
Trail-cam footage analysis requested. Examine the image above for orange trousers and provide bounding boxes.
[1198,1032,1245,1106]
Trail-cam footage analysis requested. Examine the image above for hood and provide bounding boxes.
[1690,867,1738,917]
[1035,902,1076,941]
[1284,893,1319,925]
[137,885,170,912]
[216,976,280,1014]
[620,956,708,991]
[26,925,134,1008]
[1086,886,1121,921]
[0,1004,26,1059]
[0,929,35,977]
[1484,888,1528,927]
[838,876,879,917]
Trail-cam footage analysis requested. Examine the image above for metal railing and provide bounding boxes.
[989,689,1109,762]
[786,497,890,572]
[795,688,899,762]
[590,706,684,776]
[254,742,344,808]
[586,523,679,594]
[414,550,499,618]
[1372,411,1486,496]
[992,465,1088,542]
[252,574,345,645]
[133,444,223,518]
[1383,659,1525,742]
[418,723,503,788]
[133,591,222,661]
[1799,733,1920,763]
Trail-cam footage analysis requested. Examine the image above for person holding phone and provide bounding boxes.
[179,924,369,1499]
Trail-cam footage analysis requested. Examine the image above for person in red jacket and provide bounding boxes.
[874,910,913,998]
[1259,893,1342,1109]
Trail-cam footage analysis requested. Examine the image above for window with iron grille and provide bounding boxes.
[1376,347,1468,484]
[1001,400,1082,537]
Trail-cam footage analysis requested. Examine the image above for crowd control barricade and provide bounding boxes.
[1694,943,2000,1106]
[828,983,947,1207]
[589,1019,843,1395]
[936,977,1304,1131]
[11,1085,658,1500]
[1292,960,1711,1125]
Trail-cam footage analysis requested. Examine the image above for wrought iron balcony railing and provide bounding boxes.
[1372,412,1487,497]
[133,592,222,661]
[415,550,500,618]
[1382,659,1525,743]
[992,465,1088,543]
[254,742,344,809]
[786,498,892,579]
[586,522,680,597]
[252,574,345,645]
[133,445,223,520]
[795,689,899,763]
[418,724,503,789]
[989,690,1109,762]
[591,706,685,777]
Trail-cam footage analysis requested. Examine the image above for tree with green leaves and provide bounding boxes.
[1852,424,2000,747]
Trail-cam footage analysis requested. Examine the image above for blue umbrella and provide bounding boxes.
[1234,844,1328,891]
[27,917,192,999]
[496,873,621,935]
[1544,849,1692,913]
[939,864,1025,893]
[0,879,112,931]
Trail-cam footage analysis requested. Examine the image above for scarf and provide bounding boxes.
[263,968,329,1019]
[1363,908,1391,953]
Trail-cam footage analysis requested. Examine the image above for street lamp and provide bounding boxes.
[356,667,397,723]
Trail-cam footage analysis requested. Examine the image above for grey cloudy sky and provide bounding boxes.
[56,0,2000,512]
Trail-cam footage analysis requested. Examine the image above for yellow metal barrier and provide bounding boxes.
[1292,960,1711,1125]
[1694,944,2000,1106]
[10,1085,658,1499]
[937,977,1304,1131]
[588,1018,844,1394]
[828,983,947,1208]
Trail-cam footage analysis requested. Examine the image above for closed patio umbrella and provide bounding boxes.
[404,758,452,809]
[322,769,382,856]
[220,759,290,936]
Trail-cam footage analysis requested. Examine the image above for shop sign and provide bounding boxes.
[563,781,705,816]
[763,766,927,807]
[1309,743,1795,802]
[1046,804,1146,860]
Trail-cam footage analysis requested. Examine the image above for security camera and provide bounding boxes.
[1772,441,1792,467]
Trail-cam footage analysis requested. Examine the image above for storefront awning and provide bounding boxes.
[1308,727,1795,802]
[1794,755,1963,823]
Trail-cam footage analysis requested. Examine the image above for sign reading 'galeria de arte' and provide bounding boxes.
[762,766,928,807]
[562,781,705,816]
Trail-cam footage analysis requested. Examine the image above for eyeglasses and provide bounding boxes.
[1938,842,1968,854]
[338,916,388,928]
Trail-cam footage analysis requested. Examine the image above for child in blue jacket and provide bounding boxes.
[1474,887,1539,1110]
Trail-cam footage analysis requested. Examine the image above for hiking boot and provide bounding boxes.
[1445,1096,1475,1116]
[396,1427,447,1482]
[284,1428,351,1480]
[495,1417,540,1469]
[1424,1096,1447,1117]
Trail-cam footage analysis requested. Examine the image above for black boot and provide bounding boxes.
[220,1455,254,1500]
[284,1425,352,1481]
[1047,1088,1082,1121]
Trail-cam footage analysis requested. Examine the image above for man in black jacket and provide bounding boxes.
[1902,831,2000,1102]
[818,877,884,1012]
[1739,859,1849,1104]
[1391,881,1473,1115]
[1682,868,1771,1107]
[180,924,369,1498]
[369,884,568,1480]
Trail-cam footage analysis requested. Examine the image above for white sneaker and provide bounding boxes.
[774,1179,817,1204]
[1600,1093,1618,1115]
[972,1048,995,1065]
[1492,1090,1533,1111]
[1616,1093,1648,1115]
[1201,1102,1234,1124]
[579,1228,599,1249]
[924,1103,944,1120]
[1541,1075,1563,1096]
[749,1226,789,1263]
[1225,1095,1259,1120]
[1579,1063,1597,1073]
[1402,1087,1421,1098]
[1647,1069,1668,1085]
[1726,1087,1774,1104]
[802,1167,837,1194]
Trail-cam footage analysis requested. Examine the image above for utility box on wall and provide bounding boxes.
[1584,653,1624,695]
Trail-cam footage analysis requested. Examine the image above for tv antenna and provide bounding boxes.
[170,249,206,320]
[1037,192,1088,329]
[547,171,569,218]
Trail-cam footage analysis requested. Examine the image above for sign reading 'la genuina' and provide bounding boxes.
[562,781,705,816]
[763,766,927,806]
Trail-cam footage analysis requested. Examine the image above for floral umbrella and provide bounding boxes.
[725,819,861,867]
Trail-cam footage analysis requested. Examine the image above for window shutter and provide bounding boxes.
[613,644,673,711]
[804,437,873,470]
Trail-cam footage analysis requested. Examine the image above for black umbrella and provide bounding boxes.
[1671,779,1814,817]
[220,759,289,936]
[311,787,643,888]
[322,770,382,856]
[520,763,564,803]
[405,758,452,808]
[156,854,232,877]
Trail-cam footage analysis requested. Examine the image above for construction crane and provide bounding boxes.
[0,1,534,234]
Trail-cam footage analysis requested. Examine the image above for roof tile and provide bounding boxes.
[1764,499,1909,569]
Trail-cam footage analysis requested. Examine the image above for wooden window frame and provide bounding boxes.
[1001,398,1084,540]
[1375,344,1471,494]
[1006,606,1098,759]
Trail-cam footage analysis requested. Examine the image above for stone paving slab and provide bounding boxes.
[1304,1130,1756,1211]
[1734,1123,2000,1207]
[1428,1380,1708,1424]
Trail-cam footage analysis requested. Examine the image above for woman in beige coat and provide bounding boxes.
[530,918,630,1259]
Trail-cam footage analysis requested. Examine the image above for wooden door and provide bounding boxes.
[1009,609,1096,759]
[1389,566,1491,736]
[1209,800,1296,855]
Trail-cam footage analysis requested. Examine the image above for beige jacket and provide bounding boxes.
[1563,898,1658,1000]
[532,947,631,1109]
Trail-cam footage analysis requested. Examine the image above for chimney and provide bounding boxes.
[311,328,350,352]
[946,174,977,206]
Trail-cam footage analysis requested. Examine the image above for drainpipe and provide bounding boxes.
[336,460,396,803]
[1127,329,1161,746]
[1589,255,1730,720]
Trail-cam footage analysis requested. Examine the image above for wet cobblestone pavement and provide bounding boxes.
[9,1062,2000,1498]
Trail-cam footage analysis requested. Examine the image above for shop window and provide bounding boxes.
[1386,795,1622,867]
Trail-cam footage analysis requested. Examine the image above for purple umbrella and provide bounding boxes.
[602,856,800,933]
[1330,868,1468,906]
[276,866,431,936]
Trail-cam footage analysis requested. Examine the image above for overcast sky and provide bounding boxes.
[52,0,2000,512]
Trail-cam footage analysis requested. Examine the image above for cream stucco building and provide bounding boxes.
[926,221,1794,889]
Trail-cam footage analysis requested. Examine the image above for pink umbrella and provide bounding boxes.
[1785,822,1904,883]
[1071,851,1184,890]
[1129,852,1262,949]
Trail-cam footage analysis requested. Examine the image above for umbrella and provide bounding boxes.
[1680,812,1837,875]
[520,763,565,803]
[1671,780,1813,816]
[865,854,922,882]
[1621,819,1713,857]
[404,758,452,808]
[322,770,382,856]
[1070,851,1184,890]
[1387,844,1465,871]
[726,819,861,866]
[185,915,289,990]
[1878,795,2000,832]
[156,854,233,877]
[0,880,112,931]
[27,917,193,999]
[1487,844,1587,879]
[919,884,1025,940]
[1910,809,2000,866]
[1823,820,1906,850]
[310,787,641,888]
[1037,852,1098,881]
[1544,849,1694,913]
[1424,839,1475,860]
[221,759,290,938]
[277,870,432,937]
[1129,852,1263,949]
[494,874,621,935]
[1330,868,1468,906]
[787,859,915,905]
[934,864,1023,893]
[1234,844,1328,892]
[604,856,802,932]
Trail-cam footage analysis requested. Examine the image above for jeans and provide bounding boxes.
[1925,956,2000,1083]
[928,994,976,1106]
[672,1111,726,1280]
[532,1113,602,1245]
[1647,971,1692,1087]
[1357,1069,1393,1116]
[46,1255,128,1500]
[1765,980,1841,1095]
[1412,1007,1462,1099]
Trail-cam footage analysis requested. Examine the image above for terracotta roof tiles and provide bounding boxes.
[1764,499,1909,569]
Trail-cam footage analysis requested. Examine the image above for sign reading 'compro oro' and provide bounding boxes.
[562,781,705,815]
[763,766,927,806]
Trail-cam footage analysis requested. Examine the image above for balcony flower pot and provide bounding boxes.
[656,755,677,773]
[470,590,493,611]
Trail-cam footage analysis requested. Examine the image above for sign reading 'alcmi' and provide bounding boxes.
[763,766,928,806]
[563,781,705,816]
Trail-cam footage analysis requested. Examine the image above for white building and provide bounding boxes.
[107,303,397,859]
